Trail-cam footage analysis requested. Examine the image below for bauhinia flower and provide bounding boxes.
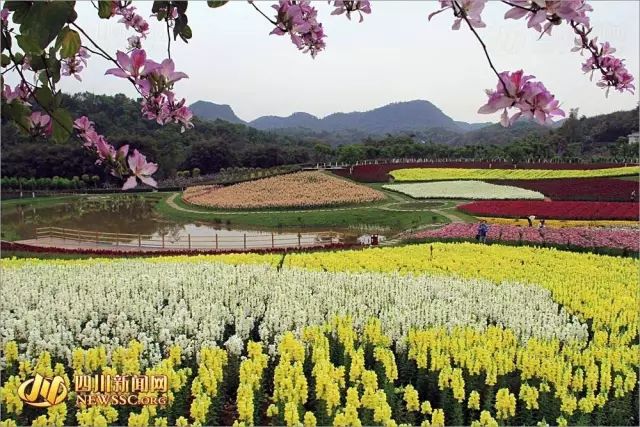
[123,149,158,190]
[141,91,193,132]
[504,0,592,36]
[478,70,564,126]
[27,112,52,137]
[572,31,635,95]
[74,116,154,189]
[428,0,487,30]
[116,4,150,37]
[148,59,189,90]
[105,49,159,83]
[2,82,30,105]
[330,1,371,23]
[270,1,326,58]
[127,35,142,51]
[61,47,90,81]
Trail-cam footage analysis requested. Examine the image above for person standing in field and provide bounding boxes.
[477,220,489,244]
[527,215,535,227]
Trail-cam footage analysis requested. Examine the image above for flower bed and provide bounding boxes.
[390,166,639,182]
[332,162,626,182]
[411,223,639,251]
[384,180,545,200]
[458,200,640,220]
[487,178,639,201]
[1,244,637,426]
[476,217,639,229]
[183,171,385,209]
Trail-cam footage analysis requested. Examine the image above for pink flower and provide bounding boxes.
[478,70,564,126]
[95,135,117,163]
[428,0,487,30]
[1,8,10,24]
[271,1,326,58]
[150,59,189,87]
[105,49,159,81]
[504,0,592,36]
[140,91,194,132]
[123,149,158,190]
[73,116,94,134]
[27,112,53,137]
[61,48,90,81]
[116,5,150,37]
[330,1,371,23]
[2,82,30,104]
[127,35,142,51]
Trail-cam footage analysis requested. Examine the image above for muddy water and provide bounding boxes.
[1,195,383,249]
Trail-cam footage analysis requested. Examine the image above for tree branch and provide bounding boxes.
[70,22,119,68]
[500,1,534,12]
[81,45,112,62]
[453,0,510,95]
[166,18,172,60]
[250,2,278,26]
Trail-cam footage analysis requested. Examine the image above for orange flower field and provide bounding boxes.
[183,171,385,209]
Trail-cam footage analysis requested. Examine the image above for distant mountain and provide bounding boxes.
[454,120,494,132]
[249,100,471,134]
[251,112,321,130]
[449,119,550,146]
[189,101,246,124]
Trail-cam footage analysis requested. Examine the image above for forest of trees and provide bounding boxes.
[1,93,637,183]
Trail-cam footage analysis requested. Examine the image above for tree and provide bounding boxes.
[0,1,635,190]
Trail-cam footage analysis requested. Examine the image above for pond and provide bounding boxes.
[1,194,381,249]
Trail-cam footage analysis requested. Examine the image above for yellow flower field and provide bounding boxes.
[1,243,638,427]
[389,166,639,181]
[182,171,385,209]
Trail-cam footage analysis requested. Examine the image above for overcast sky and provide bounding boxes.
[43,1,640,123]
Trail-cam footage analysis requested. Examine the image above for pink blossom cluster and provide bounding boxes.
[115,4,150,37]
[413,222,640,251]
[105,49,193,131]
[330,1,371,23]
[26,112,52,138]
[573,35,635,94]
[151,5,178,22]
[478,70,565,126]
[61,47,90,81]
[127,35,142,51]
[1,7,9,24]
[428,0,487,30]
[504,0,592,36]
[2,82,30,105]
[271,1,326,58]
[73,116,158,190]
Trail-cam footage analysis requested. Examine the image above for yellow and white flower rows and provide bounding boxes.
[389,166,639,181]
[1,243,638,426]
[1,259,587,365]
[384,181,545,200]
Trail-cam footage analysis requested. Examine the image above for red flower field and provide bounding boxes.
[488,178,638,201]
[457,200,640,220]
[332,161,627,182]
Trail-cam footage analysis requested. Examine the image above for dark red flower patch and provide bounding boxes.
[332,161,627,182]
[488,178,639,201]
[457,200,640,220]
[0,241,358,257]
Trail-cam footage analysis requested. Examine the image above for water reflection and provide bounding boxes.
[2,195,385,248]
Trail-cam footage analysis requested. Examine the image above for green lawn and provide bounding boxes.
[155,193,448,232]
[1,194,82,208]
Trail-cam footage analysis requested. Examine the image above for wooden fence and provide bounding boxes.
[35,227,342,250]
